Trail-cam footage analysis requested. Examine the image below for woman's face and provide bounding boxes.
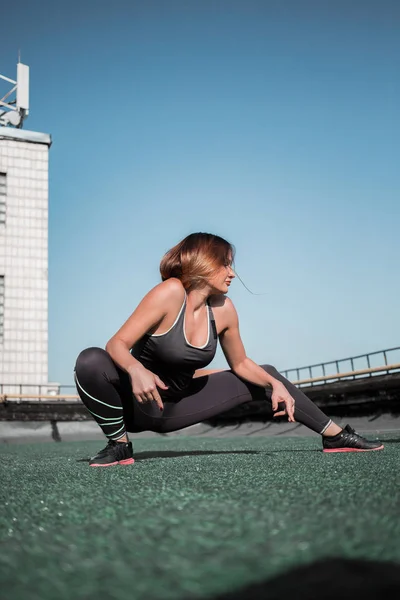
[207,256,235,294]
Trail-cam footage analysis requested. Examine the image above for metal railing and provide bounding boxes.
[0,384,64,396]
[1,346,400,402]
[282,346,400,387]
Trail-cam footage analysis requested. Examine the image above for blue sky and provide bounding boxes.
[2,0,399,384]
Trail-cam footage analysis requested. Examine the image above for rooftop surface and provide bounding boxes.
[1,430,399,600]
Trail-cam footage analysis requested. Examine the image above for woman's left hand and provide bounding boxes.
[271,383,296,422]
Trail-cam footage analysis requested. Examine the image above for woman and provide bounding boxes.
[74,232,383,467]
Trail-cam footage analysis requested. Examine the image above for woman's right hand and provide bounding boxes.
[128,364,168,411]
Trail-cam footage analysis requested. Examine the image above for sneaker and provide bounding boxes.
[323,425,384,453]
[89,439,135,467]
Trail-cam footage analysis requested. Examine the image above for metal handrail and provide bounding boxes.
[282,346,400,385]
[0,394,79,401]
[292,362,400,385]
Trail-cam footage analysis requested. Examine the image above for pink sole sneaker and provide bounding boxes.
[90,458,135,467]
[323,445,384,453]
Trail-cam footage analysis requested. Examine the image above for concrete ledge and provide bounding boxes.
[1,415,399,444]
[0,126,51,145]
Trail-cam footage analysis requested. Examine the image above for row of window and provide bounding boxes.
[0,275,4,342]
[1,172,49,227]
[0,173,47,345]
[0,172,5,226]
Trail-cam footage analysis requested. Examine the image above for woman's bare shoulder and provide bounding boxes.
[146,277,185,304]
[209,294,236,313]
[208,295,238,332]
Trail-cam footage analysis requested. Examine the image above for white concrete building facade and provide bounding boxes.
[0,127,51,393]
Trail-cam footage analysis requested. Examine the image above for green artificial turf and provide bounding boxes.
[0,433,399,600]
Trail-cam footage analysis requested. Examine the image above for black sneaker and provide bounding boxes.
[323,425,384,453]
[89,439,134,467]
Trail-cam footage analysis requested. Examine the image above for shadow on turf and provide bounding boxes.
[76,450,264,463]
[211,558,400,600]
[76,448,334,462]
[77,437,399,463]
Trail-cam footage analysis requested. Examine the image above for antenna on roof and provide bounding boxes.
[0,58,30,128]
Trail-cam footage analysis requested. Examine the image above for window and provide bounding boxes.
[0,173,6,225]
[0,276,4,342]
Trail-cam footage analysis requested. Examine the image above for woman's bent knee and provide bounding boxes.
[75,347,109,375]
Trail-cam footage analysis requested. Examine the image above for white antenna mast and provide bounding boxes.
[0,58,30,128]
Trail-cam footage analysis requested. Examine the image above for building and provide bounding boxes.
[0,127,51,393]
[0,62,53,394]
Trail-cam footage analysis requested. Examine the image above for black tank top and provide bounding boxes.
[131,294,218,399]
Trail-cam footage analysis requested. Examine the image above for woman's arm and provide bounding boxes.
[105,278,184,374]
[217,298,277,387]
[105,278,185,410]
[218,298,295,421]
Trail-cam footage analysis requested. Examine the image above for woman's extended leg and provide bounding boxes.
[130,365,383,452]
[130,365,332,434]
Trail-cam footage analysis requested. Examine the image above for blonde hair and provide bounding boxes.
[160,233,235,289]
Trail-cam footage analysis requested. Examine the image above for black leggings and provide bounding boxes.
[74,347,332,440]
